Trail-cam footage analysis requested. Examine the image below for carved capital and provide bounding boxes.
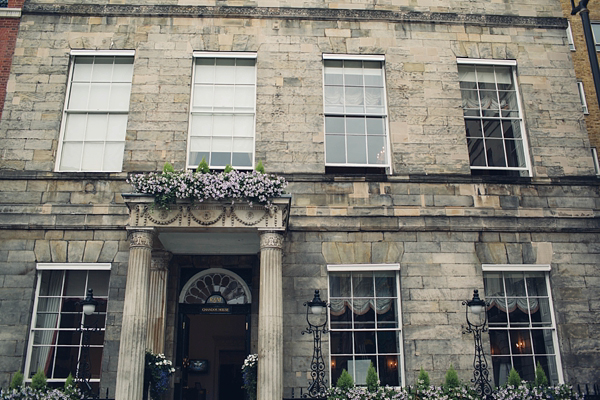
[128,229,154,249]
[151,250,172,271]
[259,231,284,250]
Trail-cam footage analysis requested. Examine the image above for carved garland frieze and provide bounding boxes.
[131,202,286,229]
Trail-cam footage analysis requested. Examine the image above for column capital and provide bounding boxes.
[151,250,172,271]
[259,231,284,250]
[127,228,155,249]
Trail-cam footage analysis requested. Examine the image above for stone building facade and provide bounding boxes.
[0,0,599,399]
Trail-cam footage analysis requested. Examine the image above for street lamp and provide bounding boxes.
[76,289,101,399]
[301,290,329,399]
[463,289,493,399]
[571,0,600,110]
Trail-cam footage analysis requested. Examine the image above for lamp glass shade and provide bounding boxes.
[310,304,324,315]
[82,303,96,316]
[469,304,485,315]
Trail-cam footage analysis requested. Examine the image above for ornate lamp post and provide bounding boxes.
[76,289,100,399]
[463,289,493,399]
[301,290,329,399]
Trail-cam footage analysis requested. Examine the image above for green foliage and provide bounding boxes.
[417,367,430,389]
[255,160,265,174]
[336,369,354,391]
[162,162,175,173]
[365,363,379,392]
[63,373,80,399]
[443,365,460,389]
[196,157,210,173]
[535,361,548,387]
[30,369,47,392]
[9,371,24,390]
[507,368,521,387]
[224,164,234,173]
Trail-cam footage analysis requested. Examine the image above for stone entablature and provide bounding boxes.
[123,194,291,231]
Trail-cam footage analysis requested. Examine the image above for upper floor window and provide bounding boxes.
[323,55,389,169]
[483,265,563,386]
[188,52,257,170]
[592,22,600,51]
[577,81,589,114]
[567,21,576,51]
[458,59,530,177]
[328,264,404,387]
[24,264,110,390]
[56,51,134,172]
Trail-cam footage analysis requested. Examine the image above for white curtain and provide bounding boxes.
[330,298,392,316]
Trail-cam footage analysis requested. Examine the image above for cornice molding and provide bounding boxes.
[21,3,567,29]
[0,7,22,18]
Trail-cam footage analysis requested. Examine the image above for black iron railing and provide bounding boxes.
[577,384,600,400]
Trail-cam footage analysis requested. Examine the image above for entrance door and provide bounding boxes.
[177,313,248,400]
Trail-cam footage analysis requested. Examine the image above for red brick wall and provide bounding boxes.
[0,0,25,120]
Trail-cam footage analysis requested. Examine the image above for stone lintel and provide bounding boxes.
[22,3,567,29]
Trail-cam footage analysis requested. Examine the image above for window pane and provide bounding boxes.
[59,142,83,171]
[330,331,353,354]
[113,57,134,81]
[353,273,374,297]
[535,355,560,386]
[487,298,508,326]
[376,331,398,353]
[85,114,108,141]
[531,329,555,354]
[326,135,346,164]
[191,115,213,137]
[81,142,104,171]
[106,114,128,141]
[510,330,532,354]
[64,114,87,141]
[330,273,351,297]
[526,273,548,296]
[103,142,125,171]
[73,57,94,81]
[88,83,111,110]
[330,300,352,329]
[325,117,345,134]
[505,273,526,296]
[214,86,235,110]
[502,120,521,139]
[64,271,87,296]
[235,60,255,84]
[467,138,485,166]
[374,272,395,297]
[482,120,502,138]
[325,86,344,111]
[512,356,535,382]
[354,331,376,354]
[109,83,132,111]
[69,83,91,109]
[367,135,386,165]
[213,115,234,137]
[331,356,351,386]
[530,298,552,326]
[465,120,483,138]
[352,356,376,385]
[492,356,512,386]
[234,86,255,110]
[347,136,367,164]
[91,58,114,82]
[233,115,254,137]
[485,138,507,167]
[193,85,215,109]
[353,300,375,329]
[505,139,525,168]
[195,58,215,83]
[215,58,236,84]
[378,356,400,387]
[489,330,510,355]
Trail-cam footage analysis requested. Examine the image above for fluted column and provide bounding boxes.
[115,228,154,400]
[146,250,172,353]
[257,231,284,400]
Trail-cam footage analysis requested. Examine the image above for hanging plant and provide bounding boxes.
[144,350,176,400]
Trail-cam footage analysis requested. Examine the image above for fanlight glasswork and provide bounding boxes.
[179,268,251,305]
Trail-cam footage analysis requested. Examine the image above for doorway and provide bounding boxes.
[177,313,248,400]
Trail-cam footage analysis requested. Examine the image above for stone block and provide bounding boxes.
[50,240,67,263]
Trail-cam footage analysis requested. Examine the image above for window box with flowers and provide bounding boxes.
[127,162,287,210]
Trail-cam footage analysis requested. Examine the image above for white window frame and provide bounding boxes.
[322,54,392,171]
[55,50,135,172]
[187,52,258,170]
[577,81,589,115]
[457,58,532,177]
[481,264,564,385]
[326,263,405,387]
[567,21,576,51]
[24,263,111,384]
[592,147,600,175]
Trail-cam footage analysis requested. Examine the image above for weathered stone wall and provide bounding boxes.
[0,9,595,177]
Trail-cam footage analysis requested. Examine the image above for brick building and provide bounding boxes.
[561,0,600,169]
[0,0,599,399]
[0,0,24,121]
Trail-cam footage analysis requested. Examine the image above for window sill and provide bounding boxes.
[0,8,21,17]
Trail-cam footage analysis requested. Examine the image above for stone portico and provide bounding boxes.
[115,195,291,400]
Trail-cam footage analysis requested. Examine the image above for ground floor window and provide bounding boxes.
[327,264,404,387]
[24,264,110,385]
[483,265,563,386]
